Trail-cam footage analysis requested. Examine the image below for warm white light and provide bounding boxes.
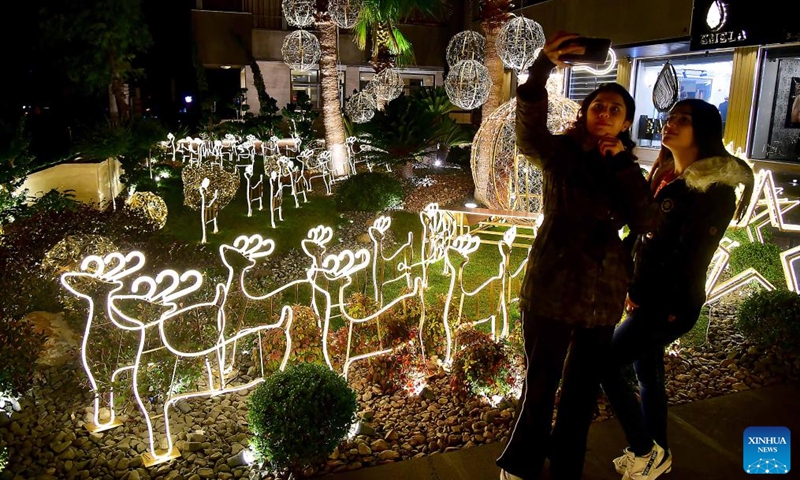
[571,48,618,76]
[465,202,478,208]
[221,65,231,69]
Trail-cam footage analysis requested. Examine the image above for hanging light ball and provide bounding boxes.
[345,91,376,123]
[281,29,321,72]
[281,0,315,28]
[42,234,117,277]
[445,60,492,110]
[328,0,362,29]
[124,191,169,232]
[496,16,545,73]
[182,163,240,211]
[371,68,404,101]
[446,30,486,67]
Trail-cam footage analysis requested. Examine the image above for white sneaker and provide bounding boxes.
[622,443,672,480]
[499,469,525,480]
[613,448,635,474]
[614,447,672,475]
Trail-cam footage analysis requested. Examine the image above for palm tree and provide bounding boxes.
[315,7,349,177]
[478,0,513,121]
[352,0,449,89]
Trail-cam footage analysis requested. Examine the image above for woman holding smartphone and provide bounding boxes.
[600,99,753,480]
[496,31,660,480]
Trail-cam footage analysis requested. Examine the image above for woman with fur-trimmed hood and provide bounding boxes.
[601,99,754,480]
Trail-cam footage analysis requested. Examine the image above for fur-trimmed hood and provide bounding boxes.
[658,156,754,192]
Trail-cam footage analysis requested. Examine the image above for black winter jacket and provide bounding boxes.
[628,156,753,315]
[516,55,661,327]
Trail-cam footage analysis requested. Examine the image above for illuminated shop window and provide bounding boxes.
[632,52,734,148]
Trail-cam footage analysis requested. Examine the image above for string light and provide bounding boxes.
[281,29,321,72]
[445,59,492,110]
[446,30,486,67]
[496,16,545,74]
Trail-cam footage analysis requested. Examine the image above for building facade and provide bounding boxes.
[190,0,464,116]
[508,0,800,167]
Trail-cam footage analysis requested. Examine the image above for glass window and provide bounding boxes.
[567,66,619,103]
[631,52,734,148]
[291,69,345,109]
[750,45,800,162]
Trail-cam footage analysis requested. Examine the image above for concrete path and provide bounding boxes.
[329,380,800,479]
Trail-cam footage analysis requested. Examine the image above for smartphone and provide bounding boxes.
[558,37,612,65]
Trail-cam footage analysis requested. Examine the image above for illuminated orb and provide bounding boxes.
[345,91,376,123]
[446,30,486,67]
[124,191,169,231]
[496,16,545,73]
[182,164,240,211]
[445,60,492,110]
[328,0,361,29]
[42,234,117,277]
[471,76,579,212]
[281,0,315,28]
[371,68,404,102]
[281,29,321,72]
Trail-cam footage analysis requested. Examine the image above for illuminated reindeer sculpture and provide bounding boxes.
[59,251,147,433]
[107,241,294,466]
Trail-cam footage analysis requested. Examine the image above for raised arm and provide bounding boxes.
[515,31,583,168]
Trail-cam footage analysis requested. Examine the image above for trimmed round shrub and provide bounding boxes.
[736,289,800,352]
[728,241,786,290]
[246,363,358,474]
[335,172,403,211]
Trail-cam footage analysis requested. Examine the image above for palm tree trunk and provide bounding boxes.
[318,20,349,177]
[481,22,504,122]
[111,73,129,123]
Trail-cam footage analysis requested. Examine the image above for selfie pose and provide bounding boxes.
[600,99,754,480]
[496,31,660,480]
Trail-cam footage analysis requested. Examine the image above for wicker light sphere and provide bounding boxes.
[496,16,545,73]
[281,29,321,72]
[446,30,486,67]
[328,0,361,29]
[124,191,169,231]
[282,0,315,28]
[445,60,492,110]
[371,68,404,102]
[182,163,240,211]
[471,76,580,212]
[345,91,376,123]
[42,234,117,277]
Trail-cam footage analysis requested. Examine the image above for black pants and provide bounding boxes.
[496,312,614,480]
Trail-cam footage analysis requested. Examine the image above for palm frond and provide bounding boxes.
[389,27,414,65]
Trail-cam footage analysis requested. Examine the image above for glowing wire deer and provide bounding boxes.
[111,265,294,466]
[59,251,146,433]
[317,248,426,378]
[367,215,415,306]
[442,227,518,366]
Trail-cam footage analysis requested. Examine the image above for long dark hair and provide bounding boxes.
[565,82,637,150]
[649,99,754,222]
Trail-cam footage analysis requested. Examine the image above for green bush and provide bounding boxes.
[247,363,358,474]
[334,172,403,212]
[0,315,47,399]
[728,240,786,290]
[736,289,800,353]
